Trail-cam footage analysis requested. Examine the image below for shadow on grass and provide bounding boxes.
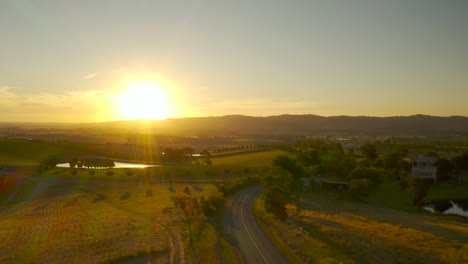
[146,189,153,197]
[120,192,131,200]
[93,193,106,203]
[193,186,203,192]
[101,248,170,264]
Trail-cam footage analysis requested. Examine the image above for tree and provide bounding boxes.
[359,144,378,161]
[171,195,204,248]
[409,178,432,206]
[181,147,195,163]
[273,156,303,179]
[263,186,289,221]
[377,152,401,170]
[435,158,453,181]
[200,195,226,216]
[42,155,60,169]
[296,150,319,167]
[349,178,371,200]
[348,168,380,183]
[423,151,439,158]
[325,149,356,178]
[69,157,79,168]
[452,150,468,172]
[200,150,212,165]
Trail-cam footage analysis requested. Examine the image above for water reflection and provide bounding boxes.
[57,162,160,168]
[424,200,468,218]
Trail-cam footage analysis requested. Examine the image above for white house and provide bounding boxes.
[411,156,437,183]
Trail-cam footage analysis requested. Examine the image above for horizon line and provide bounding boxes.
[0,113,467,124]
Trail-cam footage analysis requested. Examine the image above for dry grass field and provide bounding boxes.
[255,192,468,264]
[0,178,221,264]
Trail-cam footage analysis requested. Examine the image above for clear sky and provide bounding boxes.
[1,0,467,122]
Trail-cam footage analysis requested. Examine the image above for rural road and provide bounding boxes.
[223,185,289,264]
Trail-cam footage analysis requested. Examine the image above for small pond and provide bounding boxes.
[423,199,468,218]
[57,162,161,169]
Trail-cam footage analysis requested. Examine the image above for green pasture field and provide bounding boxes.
[0,139,77,165]
[210,149,292,165]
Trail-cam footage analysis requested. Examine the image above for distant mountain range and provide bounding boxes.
[84,114,468,137]
[1,115,467,137]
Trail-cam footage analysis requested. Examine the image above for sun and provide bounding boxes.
[118,81,171,120]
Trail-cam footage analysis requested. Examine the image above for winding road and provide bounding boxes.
[223,185,289,264]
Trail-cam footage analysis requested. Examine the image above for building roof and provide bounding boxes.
[414,156,437,163]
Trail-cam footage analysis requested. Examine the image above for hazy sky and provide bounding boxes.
[1,0,467,122]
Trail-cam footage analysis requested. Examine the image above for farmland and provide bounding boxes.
[210,149,292,165]
[0,179,222,264]
[0,139,82,166]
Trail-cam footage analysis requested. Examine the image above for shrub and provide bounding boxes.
[126,170,134,176]
[409,178,432,206]
[70,170,77,176]
[217,176,261,197]
[162,206,172,214]
[273,155,304,179]
[348,168,380,183]
[263,186,289,221]
[88,170,95,176]
[106,170,114,176]
[200,194,226,216]
[42,155,60,169]
[349,179,371,200]
[208,194,226,210]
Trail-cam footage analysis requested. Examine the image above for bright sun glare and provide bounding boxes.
[119,81,170,120]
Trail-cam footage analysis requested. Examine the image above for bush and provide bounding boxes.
[349,179,371,200]
[208,194,226,210]
[200,194,226,216]
[70,170,77,176]
[348,168,380,183]
[106,170,114,176]
[409,178,432,206]
[42,155,60,169]
[263,186,289,221]
[88,170,95,176]
[273,155,304,179]
[217,176,261,197]
[126,170,134,176]
[162,206,172,214]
